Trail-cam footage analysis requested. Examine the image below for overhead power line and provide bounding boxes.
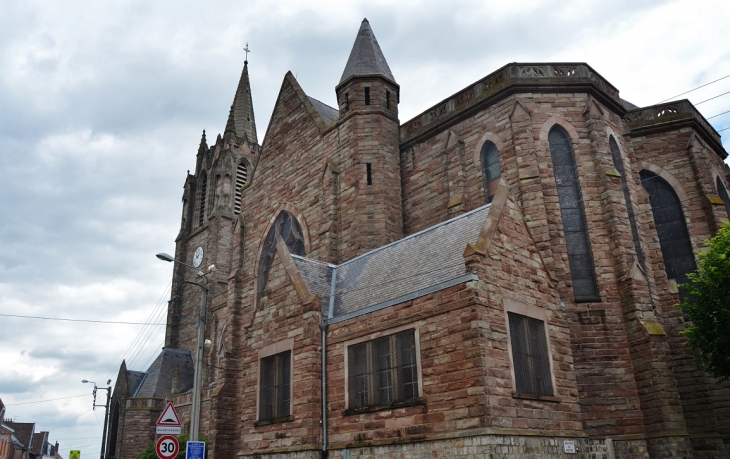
[695,90,730,105]
[0,312,165,325]
[708,109,730,120]
[659,73,730,103]
[5,394,90,406]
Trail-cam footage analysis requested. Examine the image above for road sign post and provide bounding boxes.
[186,441,205,459]
[155,435,179,459]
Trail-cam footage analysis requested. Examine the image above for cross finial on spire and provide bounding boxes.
[243,42,250,63]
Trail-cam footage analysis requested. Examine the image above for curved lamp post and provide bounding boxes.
[156,252,209,442]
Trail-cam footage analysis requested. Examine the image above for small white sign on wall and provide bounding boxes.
[564,440,576,454]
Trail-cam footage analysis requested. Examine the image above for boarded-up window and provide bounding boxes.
[508,312,553,396]
[641,170,696,293]
[198,172,207,227]
[480,140,501,203]
[257,211,306,299]
[609,136,645,267]
[234,162,248,215]
[259,351,291,421]
[348,329,418,411]
[717,177,730,220]
[548,126,599,301]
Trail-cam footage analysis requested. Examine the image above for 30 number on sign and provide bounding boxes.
[156,435,179,459]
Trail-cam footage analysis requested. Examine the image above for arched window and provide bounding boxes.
[716,176,730,219]
[609,136,645,267]
[198,172,207,227]
[548,125,599,301]
[234,162,248,215]
[640,170,696,292]
[257,211,306,299]
[480,140,501,203]
[107,400,120,458]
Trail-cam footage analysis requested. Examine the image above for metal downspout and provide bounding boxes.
[321,265,337,458]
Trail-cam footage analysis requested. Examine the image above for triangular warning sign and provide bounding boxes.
[156,402,182,427]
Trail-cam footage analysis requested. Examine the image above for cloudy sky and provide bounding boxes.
[1,0,729,457]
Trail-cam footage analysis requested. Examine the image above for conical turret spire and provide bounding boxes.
[198,129,207,155]
[225,60,258,144]
[339,19,395,85]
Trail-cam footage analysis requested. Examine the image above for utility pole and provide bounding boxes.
[83,379,112,459]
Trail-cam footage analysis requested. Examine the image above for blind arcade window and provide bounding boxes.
[348,329,419,411]
[259,351,291,421]
[508,312,553,397]
[548,126,600,301]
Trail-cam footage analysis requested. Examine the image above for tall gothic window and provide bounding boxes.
[107,401,120,458]
[234,162,248,215]
[480,140,501,203]
[640,170,696,293]
[257,211,306,299]
[609,136,645,267]
[717,177,730,219]
[198,172,207,227]
[548,126,599,301]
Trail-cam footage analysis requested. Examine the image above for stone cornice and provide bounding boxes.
[399,63,623,146]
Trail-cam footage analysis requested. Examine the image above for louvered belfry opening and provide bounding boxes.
[609,136,645,268]
[717,176,730,220]
[548,126,600,301]
[640,170,696,294]
[480,140,501,203]
[234,162,248,215]
[508,312,553,397]
[347,329,418,411]
[259,351,291,421]
[257,211,306,299]
[198,172,207,227]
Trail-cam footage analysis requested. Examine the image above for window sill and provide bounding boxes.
[345,397,426,416]
[254,415,294,427]
[574,295,602,304]
[512,392,560,403]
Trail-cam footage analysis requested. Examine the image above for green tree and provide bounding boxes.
[137,444,156,459]
[678,221,730,380]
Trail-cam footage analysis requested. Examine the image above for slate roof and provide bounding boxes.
[293,204,489,322]
[620,98,640,110]
[134,348,194,397]
[5,422,33,449]
[308,97,339,126]
[126,370,146,397]
[30,431,47,454]
[339,19,395,85]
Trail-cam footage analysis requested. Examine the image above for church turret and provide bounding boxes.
[334,19,403,260]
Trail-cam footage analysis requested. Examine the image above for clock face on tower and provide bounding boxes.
[192,247,204,268]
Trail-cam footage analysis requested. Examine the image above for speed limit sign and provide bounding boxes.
[155,435,179,459]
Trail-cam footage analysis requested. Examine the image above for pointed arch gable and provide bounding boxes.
[472,132,506,166]
[538,115,580,144]
[639,162,690,204]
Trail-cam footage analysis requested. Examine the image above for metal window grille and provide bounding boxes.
[508,312,553,396]
[609,136,645,268]
[259,351,291,420]
[347,329,418,410]
[257,211,306,299]
[480,140,501,203]
[640,170,696,297]
[198,172,207,227]
[548,126,599,301]
[234,162,248,215]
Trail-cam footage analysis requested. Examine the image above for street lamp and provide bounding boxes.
[82,379,111,459]
[156,252,210,442]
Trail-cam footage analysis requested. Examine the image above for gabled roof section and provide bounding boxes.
[308,97,339,126]
[225,60,258,144]
[292,205,489,322]
[5,422,34,448]
[339,18,395,85]
[134,348,194,398]
[126,370,146,397]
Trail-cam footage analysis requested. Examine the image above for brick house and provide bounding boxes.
[108,19,730,459]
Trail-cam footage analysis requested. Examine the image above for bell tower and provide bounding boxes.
[335,19,403,261]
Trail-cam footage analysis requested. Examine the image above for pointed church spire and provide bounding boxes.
[225,60,258,144]
[339,19,395,85]
[198,129,208,155]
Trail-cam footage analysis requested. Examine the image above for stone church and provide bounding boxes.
[107,19,730,459]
